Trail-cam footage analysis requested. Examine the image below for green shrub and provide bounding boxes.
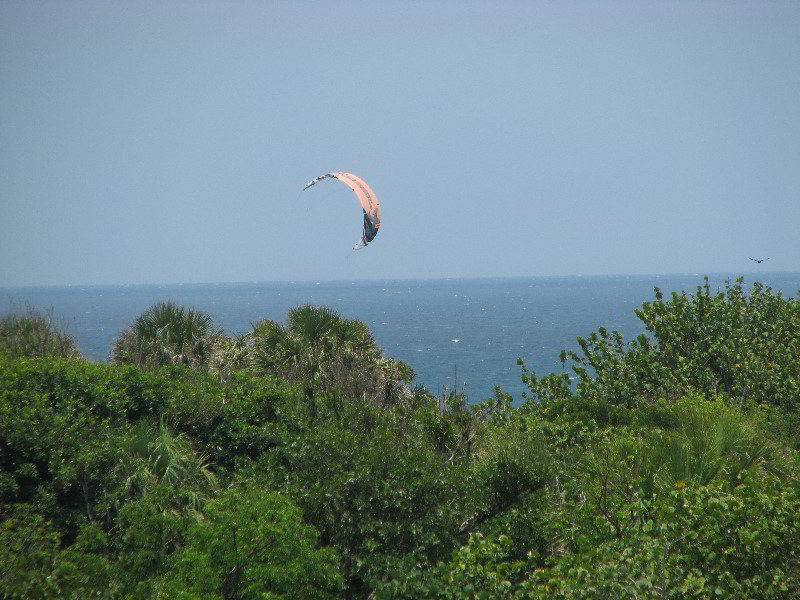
[153,486,343,599]
[0,303,81,360]
[520,279,799,444]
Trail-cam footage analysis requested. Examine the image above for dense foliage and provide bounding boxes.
[112,301,217,368]
[0,304,81,360]
[1,280,797,598]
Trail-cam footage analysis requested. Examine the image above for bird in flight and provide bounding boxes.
[749,257,769,264]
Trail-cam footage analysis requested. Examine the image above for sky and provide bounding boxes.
[1,1,798,286]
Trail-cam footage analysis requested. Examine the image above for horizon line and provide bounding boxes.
[2,270,798,290]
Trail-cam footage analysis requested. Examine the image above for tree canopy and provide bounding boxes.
[1,279,798,598]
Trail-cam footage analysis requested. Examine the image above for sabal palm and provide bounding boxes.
[121,417,216,514]
[251,305,379,393]
[650,406,786,491]
[250,319,302,378]
[112,301,216,368]
[572,399,794,538]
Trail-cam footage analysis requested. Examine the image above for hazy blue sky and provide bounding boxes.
[1,1,798,286]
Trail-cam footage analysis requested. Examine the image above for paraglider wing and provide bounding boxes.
[302,172,381,249]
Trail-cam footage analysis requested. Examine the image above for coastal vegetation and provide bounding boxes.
[0,303,81,360]
[112,302,218,369]
[1,278,798,598]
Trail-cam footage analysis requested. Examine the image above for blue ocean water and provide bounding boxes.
[2,274,798,401]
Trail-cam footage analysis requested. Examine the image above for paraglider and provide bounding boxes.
[303,172,381,249]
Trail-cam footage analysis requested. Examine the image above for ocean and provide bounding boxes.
[2,273,798,402]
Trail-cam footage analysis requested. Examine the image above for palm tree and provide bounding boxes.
[249,318,301,380]
[648,401,791,491]
[250,304,412,404]
[112,301,217,368]
[120,417,217,515]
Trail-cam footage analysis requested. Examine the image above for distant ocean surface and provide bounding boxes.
[2,274,798,401]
